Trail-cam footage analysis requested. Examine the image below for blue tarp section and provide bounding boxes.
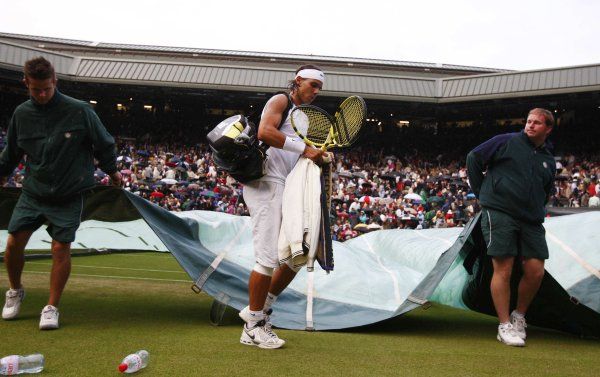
[1,187,599,336]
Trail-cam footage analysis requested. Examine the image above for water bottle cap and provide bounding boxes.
[118,363,128,372]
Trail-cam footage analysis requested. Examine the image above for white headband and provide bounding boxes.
[295,69,325,83]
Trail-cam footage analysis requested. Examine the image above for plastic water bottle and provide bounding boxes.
[118,350,149,374]
[0,354,44,375]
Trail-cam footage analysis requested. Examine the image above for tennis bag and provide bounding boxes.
[207,93,292,183]
[207,115,267,184]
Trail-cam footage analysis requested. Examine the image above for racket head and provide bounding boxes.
[333,96,367,147]
[290,105,335,148]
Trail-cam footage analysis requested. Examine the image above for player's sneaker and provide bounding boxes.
[510,311,527,340]
[2,288,25,320]
[497,323,525,347]
[240,320,285,349]
[263,308,274,331]
[39,305,60,330]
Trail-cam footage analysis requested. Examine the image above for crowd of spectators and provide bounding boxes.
[4,130,597,242]
[1,88,599,241]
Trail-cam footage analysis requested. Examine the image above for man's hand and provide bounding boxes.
[109,172,122,187]
[322,151,334,164]
[303,147,334,165]
[302,146,327,165]
[0,176,6,187]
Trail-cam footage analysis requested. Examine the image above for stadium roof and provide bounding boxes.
[0,32,599,103]
[0,32,507,74]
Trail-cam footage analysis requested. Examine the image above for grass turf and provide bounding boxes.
[0,252,597,376]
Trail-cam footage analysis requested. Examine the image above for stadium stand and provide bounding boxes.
[1,33,599,241]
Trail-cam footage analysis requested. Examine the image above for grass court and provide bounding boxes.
[0,252,597,376]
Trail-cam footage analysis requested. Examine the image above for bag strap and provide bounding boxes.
[273,91,293,130]
[258,92,294,154]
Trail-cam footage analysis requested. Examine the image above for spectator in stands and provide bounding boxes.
[589,192,600,207]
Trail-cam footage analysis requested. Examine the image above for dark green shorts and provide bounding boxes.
[7,192,84,243]
[480,207,549,260]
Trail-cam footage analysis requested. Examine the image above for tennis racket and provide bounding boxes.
[290,95,367,150]
[290,105,336,149]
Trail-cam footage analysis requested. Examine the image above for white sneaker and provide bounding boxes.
[510,311,527,340]
[39,305,60,330]
[497,323,525,347]
[240,321,285,349]
[263,308,274,332]
[2,288,25,320]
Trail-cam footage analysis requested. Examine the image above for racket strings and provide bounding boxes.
[334,98,366,146]
[293,107,334,146]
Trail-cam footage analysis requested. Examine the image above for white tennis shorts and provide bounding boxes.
[243,180,285,268]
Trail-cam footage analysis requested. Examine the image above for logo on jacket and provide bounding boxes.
[543,162,548,168]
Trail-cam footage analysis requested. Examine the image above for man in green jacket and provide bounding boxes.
[466,108,555,346]
[0,57,121,330]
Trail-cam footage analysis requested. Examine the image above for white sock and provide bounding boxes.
[511,310,525,318]
[247,309,265,327]
[263,293,278,312]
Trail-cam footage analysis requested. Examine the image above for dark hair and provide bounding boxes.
[24,56,55,80]
[528,108,555,127]
[287,64,323,91]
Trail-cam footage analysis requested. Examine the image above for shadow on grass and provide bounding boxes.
[215,303,495,335]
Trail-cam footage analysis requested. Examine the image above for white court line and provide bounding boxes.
[68,252,172,257]
[360,237,402,304]
[546,231,600,280]
[27,262,187,274]
[23,270,190,283]
[91,252,171,257]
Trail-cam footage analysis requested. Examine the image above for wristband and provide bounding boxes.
[282,136,306,154]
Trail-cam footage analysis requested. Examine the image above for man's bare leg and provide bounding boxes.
[490,256,514,323]
[47,240,71,307]
[269,263,297,297]
[4,230,33,289]
[248,271,271,312]
[516,258,545,315]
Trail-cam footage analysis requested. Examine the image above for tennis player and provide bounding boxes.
[1,57,121,330]
[238,65,327,348]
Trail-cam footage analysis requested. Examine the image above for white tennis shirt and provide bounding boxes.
[260,96,307,185]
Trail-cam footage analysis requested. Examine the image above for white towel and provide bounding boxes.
[278,157,322,269]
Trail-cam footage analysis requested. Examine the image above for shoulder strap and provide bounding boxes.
[272,91,293,130]
[257,91,293,154]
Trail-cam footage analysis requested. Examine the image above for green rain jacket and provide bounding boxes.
[0,90,117,200]
[466,131,555,224]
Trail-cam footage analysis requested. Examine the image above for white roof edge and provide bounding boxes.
[443,62,600,81]
[0,31,508,73]
[0,39,77,59]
